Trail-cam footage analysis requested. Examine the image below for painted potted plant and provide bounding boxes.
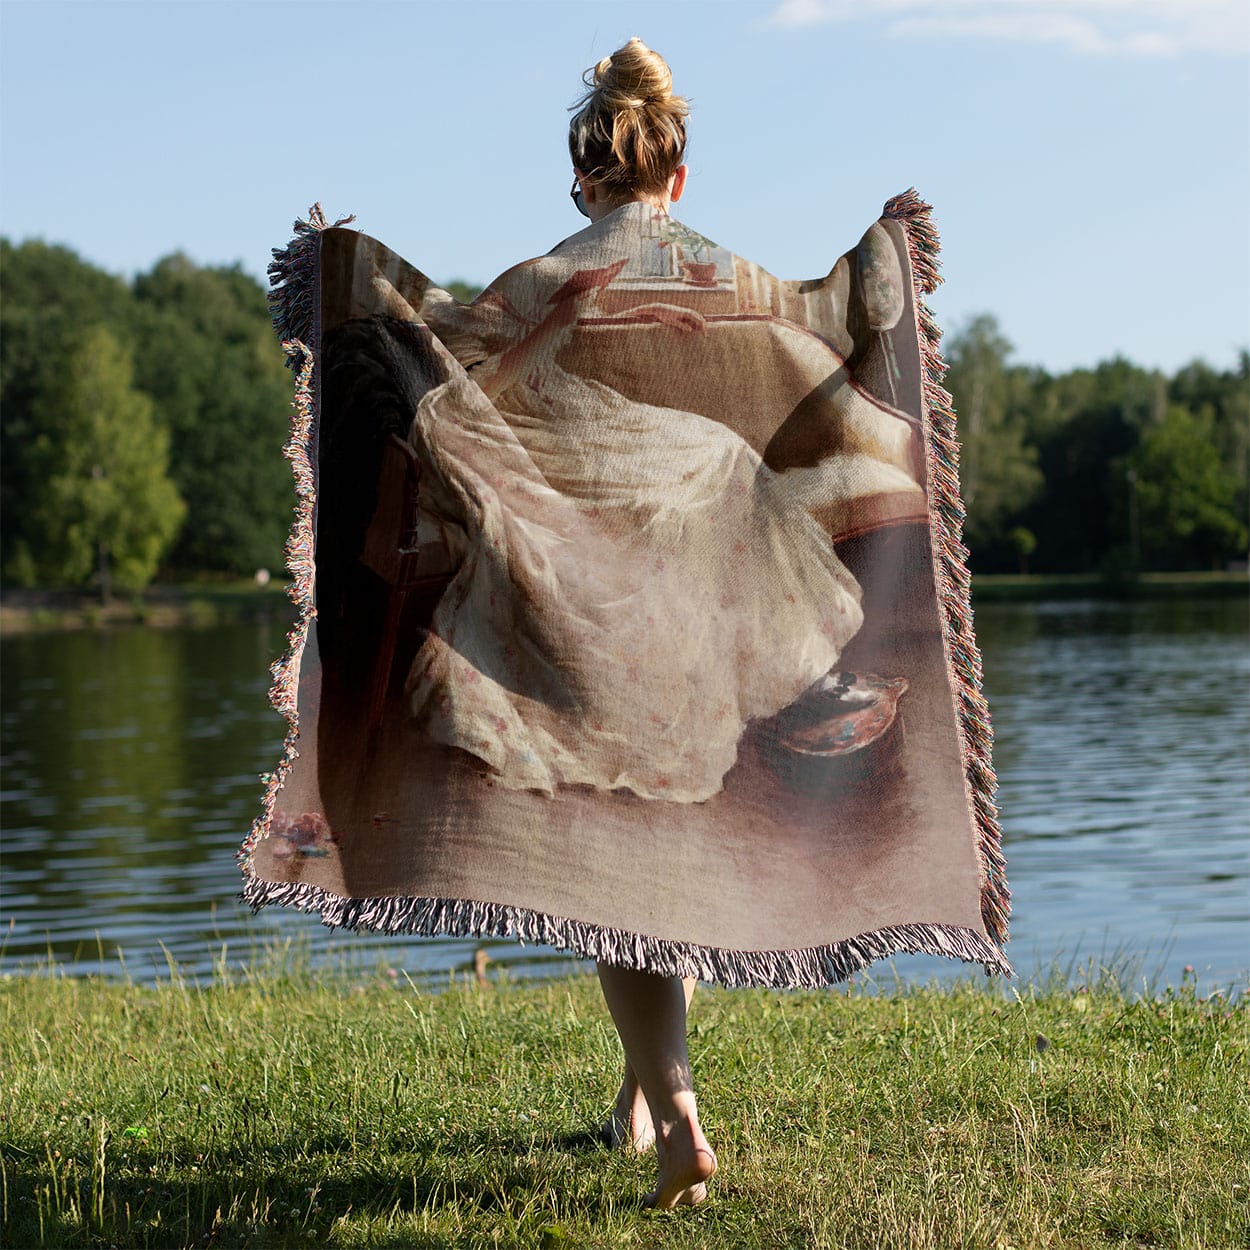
[660,220,720,285]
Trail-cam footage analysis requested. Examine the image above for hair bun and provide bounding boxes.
[595,36,673,110]
[569,37,689,197]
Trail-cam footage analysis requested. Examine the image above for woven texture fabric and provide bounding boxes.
[237,194,1011,987]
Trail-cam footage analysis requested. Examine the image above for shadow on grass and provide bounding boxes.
[4,1127,638,1250]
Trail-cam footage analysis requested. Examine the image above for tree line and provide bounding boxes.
[1,238,1245,596]
[945,315,1247,575]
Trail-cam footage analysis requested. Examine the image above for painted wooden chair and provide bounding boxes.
[357,433,456,732]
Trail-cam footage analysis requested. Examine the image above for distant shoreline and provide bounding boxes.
[968,569,1249,602]
[0,570,1245,634]
[0,581,295,634]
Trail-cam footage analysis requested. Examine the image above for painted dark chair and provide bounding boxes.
[357,433,456,732]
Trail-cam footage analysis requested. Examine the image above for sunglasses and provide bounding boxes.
[570,176,589,219]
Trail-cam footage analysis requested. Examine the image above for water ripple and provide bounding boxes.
[2,600,1247,992]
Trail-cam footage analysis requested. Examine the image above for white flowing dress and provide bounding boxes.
[400,213,865,803]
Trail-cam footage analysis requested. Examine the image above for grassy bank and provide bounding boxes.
[2,958,1245,1249]
[0,581,295,634]
[1,570,1245,634]
[969,570,1248,602]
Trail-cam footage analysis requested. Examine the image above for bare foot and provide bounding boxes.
[643,1117,717,1210]
[601,1077,655,1151]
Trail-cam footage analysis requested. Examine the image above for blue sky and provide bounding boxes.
[2,0,1246,374]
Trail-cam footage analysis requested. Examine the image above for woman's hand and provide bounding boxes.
[630,303,707,334]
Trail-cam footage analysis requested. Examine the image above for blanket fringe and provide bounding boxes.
[883,188,1011,949]
[239,872,1013,988]
[266,203,355,361]
[237,204,349,879]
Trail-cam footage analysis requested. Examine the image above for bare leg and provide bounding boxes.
[602,977,696,1152]
[602,1055,655,1152]
[596,964,717,1208]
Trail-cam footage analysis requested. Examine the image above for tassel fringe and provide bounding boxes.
[266,203,355,362]
[236,205,347,880]
[239,872,1013,988]
[883,188,1011,949]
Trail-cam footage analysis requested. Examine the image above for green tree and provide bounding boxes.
[1006,526,1037,574]
[443,279,483,303]
[24,327,185,597]
[1021,357,1162,573]
[943,315,1043,565]
[1,239,139,581]
[1129,405,1247,570]
[1169,353,1250,537]
[131,256,293,574]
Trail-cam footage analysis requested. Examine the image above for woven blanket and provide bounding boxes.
[237,192,1011,987]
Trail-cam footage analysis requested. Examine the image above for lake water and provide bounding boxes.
[2,596,1247,994]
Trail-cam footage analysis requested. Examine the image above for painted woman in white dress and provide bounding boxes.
[405,200,865,805]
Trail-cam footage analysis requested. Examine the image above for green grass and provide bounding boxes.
[1,951,1246,1249]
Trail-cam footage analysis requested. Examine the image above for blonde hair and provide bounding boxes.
[568,37,689,198]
